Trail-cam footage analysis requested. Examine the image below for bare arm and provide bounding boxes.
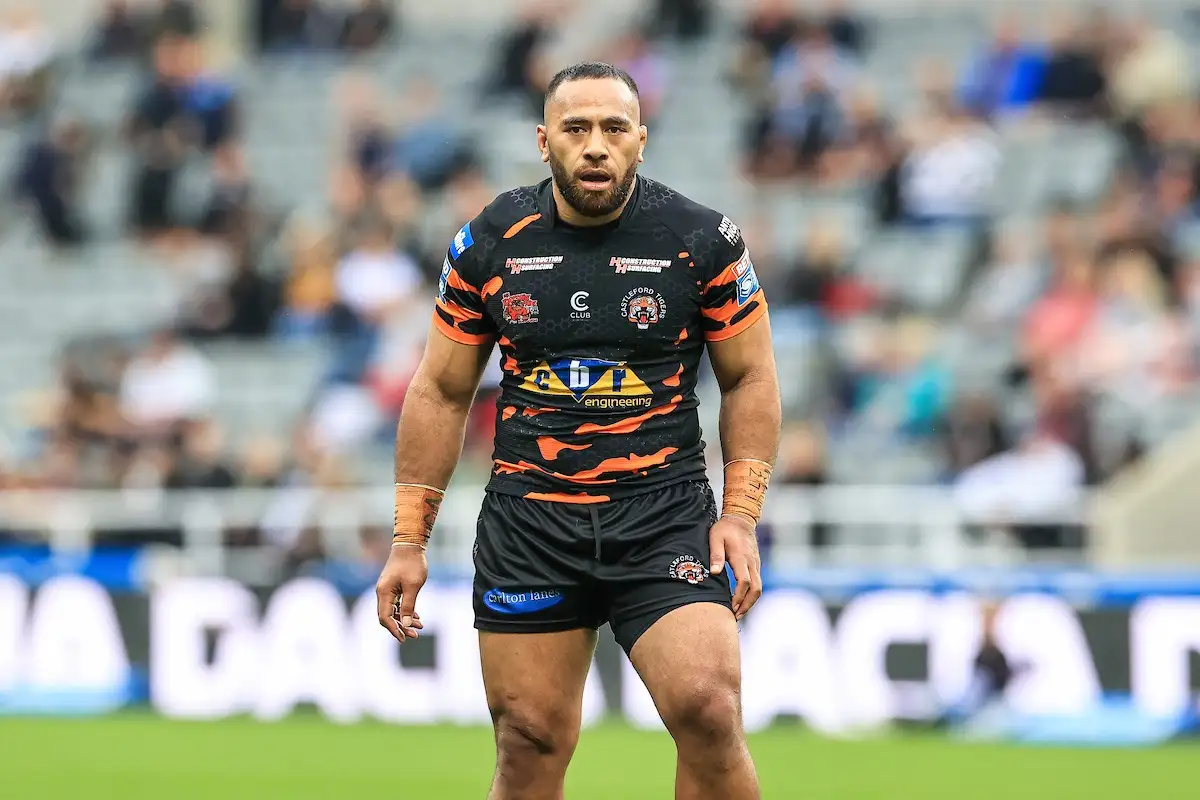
[393,325,494,488]
[707,314,782,468]
[705,313,780,619]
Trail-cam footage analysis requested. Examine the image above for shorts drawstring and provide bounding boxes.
[588,506,602,561]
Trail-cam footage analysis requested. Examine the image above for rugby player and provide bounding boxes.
[377,61,780,800]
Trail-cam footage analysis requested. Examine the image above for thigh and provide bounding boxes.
[479,628,598,731]
[628,603,743,732]
[473,492,604,635]
[602,481,733,656]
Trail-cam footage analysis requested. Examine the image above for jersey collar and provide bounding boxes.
[537,174,643,229]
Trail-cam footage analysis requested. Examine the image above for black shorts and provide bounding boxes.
[472,480,733,655]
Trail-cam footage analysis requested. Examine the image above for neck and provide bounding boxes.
[551,175,636,227]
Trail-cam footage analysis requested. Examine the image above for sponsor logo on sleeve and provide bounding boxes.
[736,258,761,306]
[438,258,452,302]
[718,216,741,246]
[450,222,474,259]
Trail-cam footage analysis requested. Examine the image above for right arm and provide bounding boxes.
[393,328,493,491]
[378,220,496,643]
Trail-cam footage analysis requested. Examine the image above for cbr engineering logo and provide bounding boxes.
[520,358,652,410]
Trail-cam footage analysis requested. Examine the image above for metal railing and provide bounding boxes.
[0,482,1095,575]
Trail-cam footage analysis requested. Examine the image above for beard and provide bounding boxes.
[548,152,638,218]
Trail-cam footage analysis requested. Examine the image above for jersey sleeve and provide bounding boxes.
[432,219,498,346]
[699,216,768,342]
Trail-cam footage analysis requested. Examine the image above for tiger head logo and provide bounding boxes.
[621,289,666,331]
[669,555,709,585]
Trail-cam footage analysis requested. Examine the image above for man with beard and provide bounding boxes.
[375,62,779,800]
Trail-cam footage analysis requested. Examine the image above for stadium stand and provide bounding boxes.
[2,0,1199,572]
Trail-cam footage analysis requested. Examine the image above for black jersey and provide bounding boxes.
[434,176,767,503]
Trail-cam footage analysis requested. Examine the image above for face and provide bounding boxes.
[538,78,647,220]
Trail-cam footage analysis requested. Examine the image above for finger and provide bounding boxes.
[740,560,764,619]
[709,529,727,575]
[730,557,752,617]
[391,603,421,639]
[376,585,406,643]
[397,582,423,631]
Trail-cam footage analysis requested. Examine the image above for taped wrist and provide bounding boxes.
[393,483,445,549]
[721,459,773,526]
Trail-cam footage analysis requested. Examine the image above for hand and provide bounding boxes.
[709,514,763,622]
[375,544,428,643]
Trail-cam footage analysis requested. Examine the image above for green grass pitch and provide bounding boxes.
[1,714,1197,798]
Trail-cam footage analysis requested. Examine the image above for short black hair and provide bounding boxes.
[544,62,640,107]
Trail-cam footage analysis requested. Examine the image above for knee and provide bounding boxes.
[661,684,743,748]
[491,701,579,762]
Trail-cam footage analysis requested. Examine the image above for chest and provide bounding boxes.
[484,230,701,356]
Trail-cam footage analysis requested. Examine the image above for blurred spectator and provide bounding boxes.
[606,29,669,125]
[649,0,710,42]
[744,0,799,61]
[776,422,831,549]
[239,435,287,489]
[175,38,239,152]
[823,0,866,57]
[954,426,1086,548]
[899,60,1000,226]
[780,222,877,320]
[820,83,891,185]
[263,0,340,54]
[89,1,145,61]
[276,213,339,340]
[392,78,476,193]
[1036,12,1107,116]
[957,14,1045,120]
[155,0,204,39]
[754,23,858,180]
[1021,248,1098,374]
[1075,249,1190,407]
[962,221,1045,331]
[335,72,391,189]
[180,238,281,341]
[340,0,395,53]
[119,328,217,434]
[1109,17,1191,123]
[852,316,951,437]
[14,118,91,247]
[166,420,236,489]
[481,0,560,111]
[0,7,56,120]
[125,36,190,239]
[328,215,423,383]
[198,144,254,237]
[938,394,1010,477]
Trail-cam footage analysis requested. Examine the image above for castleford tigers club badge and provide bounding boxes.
[669,555,709,585]
[621,288,667,330]
[501,292,539,324]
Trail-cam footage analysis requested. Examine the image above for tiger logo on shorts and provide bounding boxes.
[669,555,709,585]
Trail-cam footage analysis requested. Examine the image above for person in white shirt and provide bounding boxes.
[119,328,217,431]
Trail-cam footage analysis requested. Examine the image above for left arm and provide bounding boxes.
[708,314,782,471]
[700,232,781,619]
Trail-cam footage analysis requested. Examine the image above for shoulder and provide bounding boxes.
[637,178,747,276]
[446,184,544,267]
